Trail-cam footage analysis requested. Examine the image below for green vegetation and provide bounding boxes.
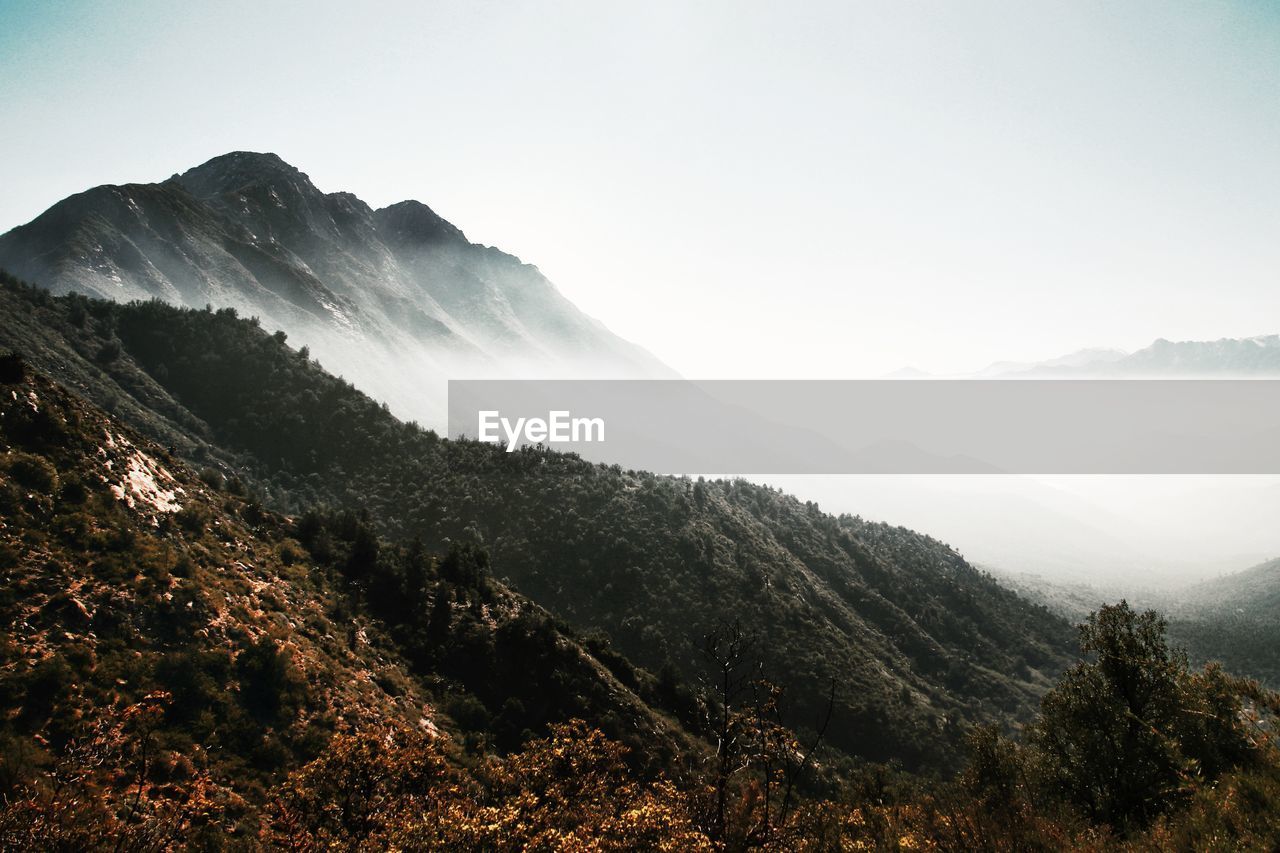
[0,271,1075,771]
[0,366,698,844]
[1168,557,1280,687]
[4,270,1280,848]
[959,602,1278,845]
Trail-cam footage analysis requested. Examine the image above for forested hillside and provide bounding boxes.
[0,361,717,845]
[1166,557,1280,687]
[6,275,1280,848]
[0,271,1074,771]
[4,373,1278,849]
[998,560,1280,689]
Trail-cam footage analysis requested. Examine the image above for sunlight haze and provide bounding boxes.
[3,1,1280,377]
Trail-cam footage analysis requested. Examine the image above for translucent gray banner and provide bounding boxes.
[447,379,1280,474]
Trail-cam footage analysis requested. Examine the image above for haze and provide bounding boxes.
[4,1,1280,379]
[5,1,1280,588]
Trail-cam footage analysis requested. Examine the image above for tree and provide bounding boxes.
[700,620,834,847]
[1028,602,1258,833]
[344,521,380,581]
[426,581,453,649]
[268,721,713,850]
[404,537,430,606]
[0,693,219,850]
[236,637,306,724]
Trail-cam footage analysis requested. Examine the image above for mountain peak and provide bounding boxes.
[172,151,312,200]
[0,152,675,424]
[373,199,467,245]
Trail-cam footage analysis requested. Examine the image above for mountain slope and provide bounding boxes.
[0,152,671,426]
[1164,557,1280,686]
[0,356,702,841]
[0,273,1076,771]
[1178,557,1280,619]
[993,555,1280,689]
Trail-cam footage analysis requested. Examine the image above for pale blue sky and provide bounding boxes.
[3,0,1279,377]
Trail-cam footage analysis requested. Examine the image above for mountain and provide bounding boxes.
[0,272,1076,771]
[993,552,1280,689]
[973,347,1129,377]
[1177,557,1280,620]
[1162,557,1280,687]
[0,152,671,426]
[1112,335,1280,375]
[994,336,1280,377]
[0,355,709,843]
[901,333,1280,376]
[12,359,1279,849]
[8,279,1280,849]
[863,337,1280,591]
[898,337,1280,379]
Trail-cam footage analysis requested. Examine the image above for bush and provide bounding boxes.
[198,467,224,490]
[236,637,307,724]
[175,505,207,535]
[57,475,88,505]
[94,339,122,364]
[0,352,25,383]
[5,452,58,494]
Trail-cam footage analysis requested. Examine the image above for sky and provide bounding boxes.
[3,0,1280,378]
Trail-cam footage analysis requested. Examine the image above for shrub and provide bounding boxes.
[175,505,207,535]
[235,637,307,724]
[95,339,122,364]
[5,452,58,494]
[0,351,25,383]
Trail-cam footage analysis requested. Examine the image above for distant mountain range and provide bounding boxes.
[895,337,1280,379]
[0,151,672,425]
[972,347,1129,377]
[1023,337,1280,376]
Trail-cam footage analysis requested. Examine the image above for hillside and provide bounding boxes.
[0,359,703,844]
[0,272,1076,771]
[1164,557,1280,687]
[5,382,1277,850]
[0,152,671,426]
[1177,557,1280,618]
[995,559,1280,689]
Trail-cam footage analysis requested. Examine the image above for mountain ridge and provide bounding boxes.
[0,151,672,427]
[0,271,1076,771]
[896,336,1280,379]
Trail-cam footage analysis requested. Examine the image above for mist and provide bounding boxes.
[759,474,1280,591]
